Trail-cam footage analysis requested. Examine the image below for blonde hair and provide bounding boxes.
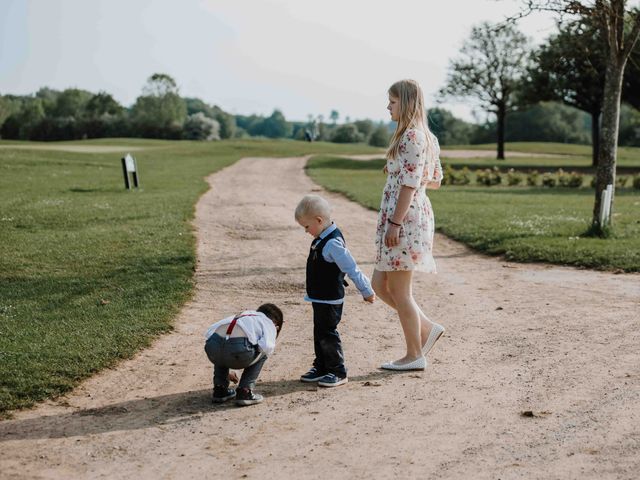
[295,194,331,221]
[386,79,438,170]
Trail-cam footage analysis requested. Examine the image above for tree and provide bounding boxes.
[619,103,640,146]
[142,73,180,97]
[85,92,123,117]
[369,124,391,147]
[0,96,13,132]
[440,22,531,159]
[331,124,363,143]
[522,20,604,165]
[3,98,45,139]
[353,119,375,140]
[184,97,214,117]
[131,73,186,138]
[261,109,291,138]
[427,108,474,145]
[52,88,92,118]
[212,107,236,139]
[330,110,339,125]
[522,16,640,166]
[514,1,640,233]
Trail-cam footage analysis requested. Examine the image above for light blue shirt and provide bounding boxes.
[304,223,374,305]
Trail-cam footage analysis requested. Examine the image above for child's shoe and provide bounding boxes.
[212,385,236,403]
[235,387,264,406]
[300,367,326,383]
[317,373,348,388]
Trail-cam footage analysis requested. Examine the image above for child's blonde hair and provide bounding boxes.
[295,194,331,221]
[386,80,438,175]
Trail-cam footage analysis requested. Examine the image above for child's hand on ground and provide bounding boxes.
[228,371,239,383]
[364,294,376,303]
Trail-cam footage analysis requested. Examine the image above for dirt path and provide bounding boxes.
[1,156,639,479]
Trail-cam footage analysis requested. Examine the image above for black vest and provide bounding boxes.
[306,227,347,300]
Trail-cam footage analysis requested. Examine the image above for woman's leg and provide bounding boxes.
[372,269,394,307]
[373,269,436,347]
[387,270,422,362]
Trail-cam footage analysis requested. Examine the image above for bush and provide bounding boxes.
[450,166,471,185]
[526,170,539,186]
[476,167,502,186]
[633,175,640,190]
[541,172,557,187]
[442,164,455,185]
[557,169,583,188]
[506,168,524,186]
[183,112,220,140]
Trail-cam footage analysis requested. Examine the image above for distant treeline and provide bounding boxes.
[1,73,638,146]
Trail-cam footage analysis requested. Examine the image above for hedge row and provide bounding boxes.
[442,165,640,189]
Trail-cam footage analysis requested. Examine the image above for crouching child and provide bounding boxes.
[204,303,283,406]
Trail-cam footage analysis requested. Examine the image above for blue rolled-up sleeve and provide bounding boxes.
[323,238,374,298]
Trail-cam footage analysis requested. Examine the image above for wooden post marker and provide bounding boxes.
[121,153,140,190]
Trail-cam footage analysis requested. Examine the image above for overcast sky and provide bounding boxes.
[1,0,562,122]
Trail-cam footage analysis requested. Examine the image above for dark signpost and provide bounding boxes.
[121,153,140,190]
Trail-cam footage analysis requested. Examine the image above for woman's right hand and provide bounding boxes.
[384,224,401,248]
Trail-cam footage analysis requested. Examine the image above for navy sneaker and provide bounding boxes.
[300,367,326,383]
[317,373,348,388]
[235,387,264,406]
[212,385,236,403]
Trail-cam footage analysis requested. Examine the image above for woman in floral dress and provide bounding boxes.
[373,79,445,371]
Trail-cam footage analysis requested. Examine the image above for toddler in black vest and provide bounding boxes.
[295,195,375,387]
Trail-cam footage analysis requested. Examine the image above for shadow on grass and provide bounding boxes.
[0,371,396,441]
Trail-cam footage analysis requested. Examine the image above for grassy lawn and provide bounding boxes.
[0,138,380,416]
[352,142,640,170]
[445,141,640,160]
[306,156,640,272]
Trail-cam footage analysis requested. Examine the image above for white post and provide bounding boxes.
[600,190,607,225]
[600,184,613,225]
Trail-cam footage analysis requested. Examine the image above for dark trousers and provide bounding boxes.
[312,302,346,377]
[204,334,267,390]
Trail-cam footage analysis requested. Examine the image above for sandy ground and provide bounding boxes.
[1,156,639,480]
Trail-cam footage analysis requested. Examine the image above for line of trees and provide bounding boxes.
[0,74,238,142]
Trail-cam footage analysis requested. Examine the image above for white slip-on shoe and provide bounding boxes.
[380,356,427,371]
[421,322,445,356]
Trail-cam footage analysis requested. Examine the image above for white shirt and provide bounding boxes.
[204,310,277,356]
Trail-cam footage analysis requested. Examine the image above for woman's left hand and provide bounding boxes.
[384,224,401,248]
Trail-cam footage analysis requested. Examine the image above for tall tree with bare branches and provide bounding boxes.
[440,22,531,160]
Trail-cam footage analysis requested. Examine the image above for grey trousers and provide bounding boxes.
[204,334,267,390]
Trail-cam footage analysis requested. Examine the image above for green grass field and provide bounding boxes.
[358,142,640,171]
[306,155,640,272]
[0,138,381,416]
[444,141,640,165]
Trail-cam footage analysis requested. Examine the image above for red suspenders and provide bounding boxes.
[225,313,258,339]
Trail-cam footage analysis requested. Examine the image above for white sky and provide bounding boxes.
[0,0,561,122]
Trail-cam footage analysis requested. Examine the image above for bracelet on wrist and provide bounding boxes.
[388,219,402,227]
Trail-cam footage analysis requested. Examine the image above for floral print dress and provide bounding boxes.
[375,128,443,272]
